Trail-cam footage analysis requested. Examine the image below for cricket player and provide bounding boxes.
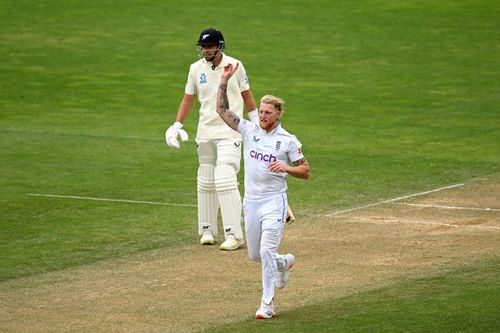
[216,63,311,319]
[165,28,258,250]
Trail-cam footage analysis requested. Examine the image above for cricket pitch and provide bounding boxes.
[0,176,499,332]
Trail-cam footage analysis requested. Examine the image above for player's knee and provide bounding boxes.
[214,164,238,192]
[198,164,215,192]
[222,161,239,174]
[247,246,261,262]
[260,245,274,261]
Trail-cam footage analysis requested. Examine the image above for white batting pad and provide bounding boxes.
[197,164,219,236]
[215,164,243,239]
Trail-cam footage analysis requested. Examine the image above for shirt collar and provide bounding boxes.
[202,53,225,70]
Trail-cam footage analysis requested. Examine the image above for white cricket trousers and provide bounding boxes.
[244,193,288,304]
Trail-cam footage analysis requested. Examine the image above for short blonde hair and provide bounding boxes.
[260,95,285,113]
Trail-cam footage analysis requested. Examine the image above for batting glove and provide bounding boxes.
[165,121,188,149]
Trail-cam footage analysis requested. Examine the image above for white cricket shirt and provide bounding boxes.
[238,120,304,200]
[185,54,250,140]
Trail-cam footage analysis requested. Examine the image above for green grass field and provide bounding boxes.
[1,0,499,332]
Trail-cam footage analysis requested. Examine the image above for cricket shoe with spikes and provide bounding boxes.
[200,230,215,245]
[275,253,295,289]
[255,300,276,319]
[219,234,245,251]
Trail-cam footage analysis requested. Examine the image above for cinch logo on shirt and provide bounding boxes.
[250,150,277,162]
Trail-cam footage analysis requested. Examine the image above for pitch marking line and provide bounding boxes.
[397,203,500,212]
[354,217,500,231]
[325,183,465,217]
[26,193,197,208]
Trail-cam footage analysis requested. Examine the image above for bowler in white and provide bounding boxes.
[215,62,311,319]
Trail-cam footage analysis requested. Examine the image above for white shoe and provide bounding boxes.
[275,253,295,289]
[200,231,214,245]
[219,234,245,251]
[255,300,275,319]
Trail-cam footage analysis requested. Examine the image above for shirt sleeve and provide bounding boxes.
[238,119,258,137]
[287,135,304,163]
[237,62,251,92]
[184,65,197,95]
[238,119,248,135]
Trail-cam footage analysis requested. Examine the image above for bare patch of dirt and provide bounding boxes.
[1,178,499,332]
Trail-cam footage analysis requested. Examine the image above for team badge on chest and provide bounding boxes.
[200,73,207,84]
[275,141,281,151]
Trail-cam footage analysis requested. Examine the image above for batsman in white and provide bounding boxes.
[165,28,258,250]
[216,63,311,319]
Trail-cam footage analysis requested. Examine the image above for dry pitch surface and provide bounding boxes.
[1,176,499,332]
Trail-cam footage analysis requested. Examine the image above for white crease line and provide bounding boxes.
[354,217,500,231]
[26,193,197,207]
[325,183,465,217]
[397,202,500,212]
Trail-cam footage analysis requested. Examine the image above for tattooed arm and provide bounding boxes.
[268,158,311,180]
[216,63,241,131]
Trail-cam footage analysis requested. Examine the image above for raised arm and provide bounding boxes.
[241,89,258,122]
[216,63,241,131]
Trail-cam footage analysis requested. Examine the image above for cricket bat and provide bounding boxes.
[286,206,296,224]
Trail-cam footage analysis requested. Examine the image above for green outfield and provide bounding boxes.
[1,0,499,332]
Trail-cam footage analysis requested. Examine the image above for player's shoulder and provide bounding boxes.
[189,58,208,70]
[191,58,203,66]
[240,118,258,129]
[275,125,294,138]
[222,54,246,69]
[222,53,241,63]
[276,125,302,147]
[239,119,259,134]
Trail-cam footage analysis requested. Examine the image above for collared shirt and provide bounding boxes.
[238,120,304,200]
[185,53,250,140]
